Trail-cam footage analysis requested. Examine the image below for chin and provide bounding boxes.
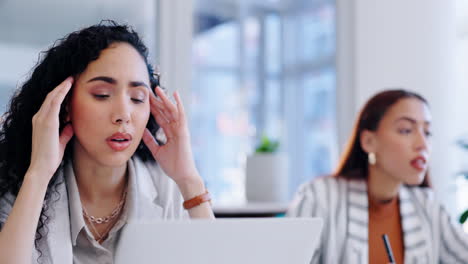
[94,153,130,167]
[403,172,426,186]
[96,146,139,167]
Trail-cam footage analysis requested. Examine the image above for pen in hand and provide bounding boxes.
[382,234,396,264]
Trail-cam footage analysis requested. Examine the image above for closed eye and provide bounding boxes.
[131,98,144,104]
[93,94,110,100]
[398,128,412,134]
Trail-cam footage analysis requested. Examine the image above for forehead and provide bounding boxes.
[381,97,431,124]
[78,42,149,81]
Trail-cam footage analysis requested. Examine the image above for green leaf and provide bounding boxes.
[460,209,468,224]
[255,135,280,153]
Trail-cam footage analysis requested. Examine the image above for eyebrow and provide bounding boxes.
[87,76,149,89]
[395,116,431,125]
[129,81,149,89]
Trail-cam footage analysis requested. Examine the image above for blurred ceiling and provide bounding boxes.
[194,0,330,33]
[0,0,155,47]
[0,0,328,47]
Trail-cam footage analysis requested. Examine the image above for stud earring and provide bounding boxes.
[368,152,376,165]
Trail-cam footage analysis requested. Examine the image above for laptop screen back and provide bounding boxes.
[115,218,323,264]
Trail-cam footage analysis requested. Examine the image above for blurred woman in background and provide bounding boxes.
[288,89,468,263]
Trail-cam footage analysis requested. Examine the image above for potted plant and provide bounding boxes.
[245,135,289,203]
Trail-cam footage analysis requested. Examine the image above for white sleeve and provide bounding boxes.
[168,179,190,219]
[157,166,190,219]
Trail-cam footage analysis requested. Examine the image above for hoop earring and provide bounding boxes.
[368,152,376,165]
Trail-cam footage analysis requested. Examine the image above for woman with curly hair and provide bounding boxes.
[0,21,214,263]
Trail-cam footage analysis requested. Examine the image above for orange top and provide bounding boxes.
[368,196,404,264]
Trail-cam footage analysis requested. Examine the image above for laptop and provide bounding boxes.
[114,218,323,264]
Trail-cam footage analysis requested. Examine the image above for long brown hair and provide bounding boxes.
[334,89,431,187]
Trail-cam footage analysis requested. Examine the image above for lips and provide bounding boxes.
[106,132,132,151]
[410,156,427,171]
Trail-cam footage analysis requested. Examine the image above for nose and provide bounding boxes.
[414,129,429,152]
[111,97,131,125]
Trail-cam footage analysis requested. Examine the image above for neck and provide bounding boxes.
[367,165,401,205]
[72,144,127,203]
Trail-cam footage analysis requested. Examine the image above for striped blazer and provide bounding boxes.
[287,176,468,264]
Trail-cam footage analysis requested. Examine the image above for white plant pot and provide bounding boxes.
[245,153,289,203]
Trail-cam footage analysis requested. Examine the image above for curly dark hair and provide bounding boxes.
[0,20,160,258]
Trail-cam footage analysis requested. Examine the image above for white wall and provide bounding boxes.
[337,0,461,216]
[156,0,194,108]
[0,43,41,86]
[0,43,43,112]
[0,0,158,88]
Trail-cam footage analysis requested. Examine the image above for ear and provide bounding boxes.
[65,99,71,122]
[360,129,377,154]
[64,76,75,123]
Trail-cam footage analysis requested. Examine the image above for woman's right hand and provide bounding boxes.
[28,77,75,182]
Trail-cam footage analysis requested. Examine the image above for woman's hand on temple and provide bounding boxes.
[28,77,74,181]
[142,87,205,194]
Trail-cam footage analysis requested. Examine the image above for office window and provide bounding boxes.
[192,0,337,204]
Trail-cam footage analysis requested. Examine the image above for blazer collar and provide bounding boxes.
[399,186,432,262]
[47,157,164,263]
[126,157,164,220]
[346,179,369,264]
[345,181,431,263]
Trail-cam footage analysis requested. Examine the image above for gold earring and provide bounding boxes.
[368,152,376,165]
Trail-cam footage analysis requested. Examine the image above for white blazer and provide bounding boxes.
[0,156,187,264]
[287,176,468,264]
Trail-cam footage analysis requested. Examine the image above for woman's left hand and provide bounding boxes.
[142,86,202,189]
[143,87,214,219]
